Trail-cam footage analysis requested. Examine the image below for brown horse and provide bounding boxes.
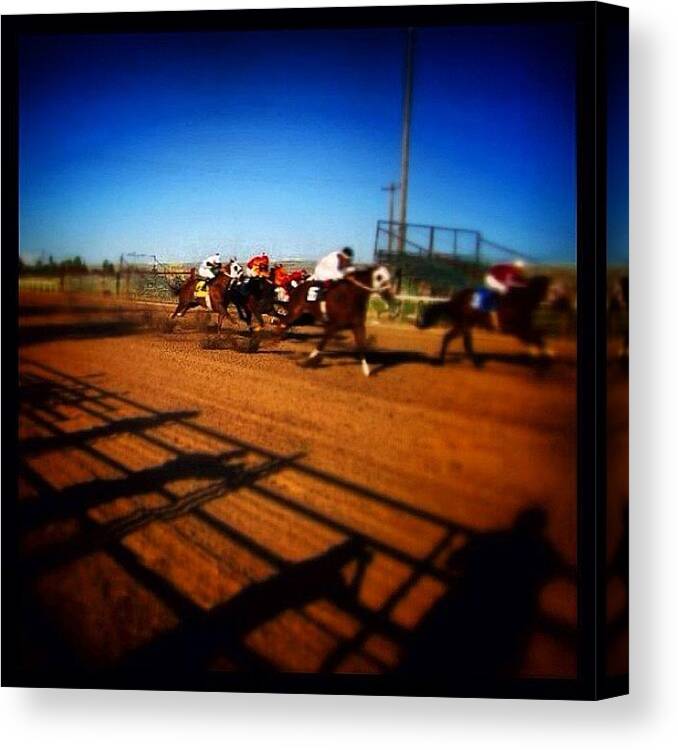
[416,275,553,365]
[278,265,394,376]
[170,260,243,332]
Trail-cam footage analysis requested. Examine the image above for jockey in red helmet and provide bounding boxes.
[246,253,270,279]
[484,260,527,330]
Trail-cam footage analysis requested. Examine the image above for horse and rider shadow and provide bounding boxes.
[397,506,576,684]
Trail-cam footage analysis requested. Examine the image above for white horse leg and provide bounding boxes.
[361,357,371,377]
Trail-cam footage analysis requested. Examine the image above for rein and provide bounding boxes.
[345,276,392,295]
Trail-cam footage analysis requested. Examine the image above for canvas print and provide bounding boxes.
[3,4,627,696]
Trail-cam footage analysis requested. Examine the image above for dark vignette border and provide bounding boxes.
[1,2,628,700]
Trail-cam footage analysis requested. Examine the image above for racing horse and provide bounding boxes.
[170,260,243,332]
[278,265,394,376]
[416,275,553,365]
[227,273,278,331]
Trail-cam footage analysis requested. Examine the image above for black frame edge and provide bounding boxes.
[595,0,629,701]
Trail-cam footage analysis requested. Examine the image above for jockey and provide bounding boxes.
[198,252,222,285]
[312,247,355,282]
[246,253,270,279]
[485,260,527,295]
[483,260,527,330]
[309,247,355,322]
[273,264,289,288]
[287,269,309,287]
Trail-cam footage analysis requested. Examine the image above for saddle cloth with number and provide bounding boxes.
[471,288,498,313]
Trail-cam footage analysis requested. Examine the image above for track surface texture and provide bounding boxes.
[17,292,582,681]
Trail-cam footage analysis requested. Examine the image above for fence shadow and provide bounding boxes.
[16,358,577,683]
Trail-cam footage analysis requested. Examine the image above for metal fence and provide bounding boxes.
[374,220,539,265]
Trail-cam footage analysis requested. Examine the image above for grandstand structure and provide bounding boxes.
[374,220,539,296]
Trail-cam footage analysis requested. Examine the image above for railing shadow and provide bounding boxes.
[16,357,577,683]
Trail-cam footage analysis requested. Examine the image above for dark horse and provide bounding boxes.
[417,275,554,365]
[170,261,243,333]
[278,265,394,376]
[227,274,278,331]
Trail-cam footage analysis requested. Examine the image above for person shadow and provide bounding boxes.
[397,506,568,682]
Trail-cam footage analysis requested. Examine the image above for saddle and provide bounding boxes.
[194,280,209,298]
[306,280,331,302]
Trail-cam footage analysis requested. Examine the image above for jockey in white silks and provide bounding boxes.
[198,252,222,283]
[312,247,355,282]
[308,247,356,322]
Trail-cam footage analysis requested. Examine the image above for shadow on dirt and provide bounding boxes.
[19,319,146,347]
[13,359,577,689]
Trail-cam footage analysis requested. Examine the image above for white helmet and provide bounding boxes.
[513,259,525,269]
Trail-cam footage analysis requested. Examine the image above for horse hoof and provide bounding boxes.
[299,355,321,368]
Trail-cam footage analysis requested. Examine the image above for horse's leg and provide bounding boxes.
[462,327,482,367]
[235,302,248,325]
[352,322,370,377]
[305,323,339,366]
[248,299,264,331]
[172,300,192,319]
[524,328,553,358]
[216,302,236,332]
[275,301,299,341]
[439,324,462,364]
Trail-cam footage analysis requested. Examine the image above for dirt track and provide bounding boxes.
[17,292,580,680]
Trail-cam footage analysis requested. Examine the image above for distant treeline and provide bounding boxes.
[19,256,117,275]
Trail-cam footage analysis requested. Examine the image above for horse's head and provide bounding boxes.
[526,275,552,304]
[227,260,244,279]
[370,265,394,301]
[546,280,575,313]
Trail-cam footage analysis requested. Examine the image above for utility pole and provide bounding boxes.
[398,27,415,255]
[381,182,400,253]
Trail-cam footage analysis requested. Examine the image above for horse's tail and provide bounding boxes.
[168,268,195,296]
[416,298,455,329]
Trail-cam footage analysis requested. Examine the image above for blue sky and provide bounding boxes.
[607,23,630,266]
[19,25,578,264]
